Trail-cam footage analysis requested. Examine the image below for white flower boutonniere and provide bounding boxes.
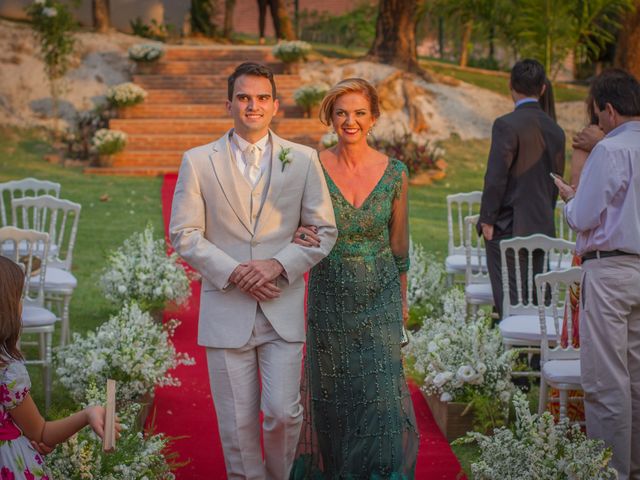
[279,147,292,172]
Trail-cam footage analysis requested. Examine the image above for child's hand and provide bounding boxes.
[30,440,55,455]
[85,406,122,440]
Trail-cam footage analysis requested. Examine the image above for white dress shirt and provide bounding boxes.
[565,121,640,255]
[230,131,272,184]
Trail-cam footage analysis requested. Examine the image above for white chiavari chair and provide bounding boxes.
[0,178,61,227]
[445,191,482,284]
[463,214,493,319]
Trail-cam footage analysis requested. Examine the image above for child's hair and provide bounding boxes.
[0,256,25,365]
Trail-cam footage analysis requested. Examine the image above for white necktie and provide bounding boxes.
[244,145,261,186]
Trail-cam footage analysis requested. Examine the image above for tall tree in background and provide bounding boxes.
[223,0,236,39]
[191,0,217,37]
[276,0,296,40]
[615,0,640,78]
[367,0,425,74]
[93,0,110,33]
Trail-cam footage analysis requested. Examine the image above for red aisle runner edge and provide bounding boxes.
[154,173,466,479]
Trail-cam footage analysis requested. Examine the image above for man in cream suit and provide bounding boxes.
[170,62,337,479]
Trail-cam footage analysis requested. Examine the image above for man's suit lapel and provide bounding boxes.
[209,134,253,234]
[255,131,287,236]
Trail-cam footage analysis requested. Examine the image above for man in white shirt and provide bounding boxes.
[556,69,640,480]
[170,62,337,479]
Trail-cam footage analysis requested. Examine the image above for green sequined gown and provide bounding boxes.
[291,158,419,479]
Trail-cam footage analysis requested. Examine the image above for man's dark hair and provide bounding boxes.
[227,62,277,101]
[590,68,640,117]
[510,59,546,97]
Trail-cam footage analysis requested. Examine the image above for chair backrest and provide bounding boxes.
[11,195,81,270]
[554,200,575,243]
[464,214,489,285]
[0,178,61,227]
[0,226,49,308]
[500,234,575,317]
[446,191,482,256]
[535,267,582,363]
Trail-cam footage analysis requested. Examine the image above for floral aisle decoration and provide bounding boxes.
[454,391,617,480]
[320,131,338,149]
[128,43,164,62]
[405,289,517,430]
[55,302,195,405]
[407,239,446,328]
[273,40,312,73]
[100,224,190,312]
[92,128,127,166]
[106,82,148,108]
[293,83,329,118]
[47,384,178,479]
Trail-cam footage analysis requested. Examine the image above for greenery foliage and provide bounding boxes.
[63,107,110,160]
[130,17,172,41]
[298,3,377,48]
[92,128,127,155]
[371,133,445,176]
[191,0,219,37]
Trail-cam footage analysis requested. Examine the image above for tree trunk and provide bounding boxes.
[276,0,296,40]
[223,0,235,39]
[367,0,427,76]
[93,0,110,33]
[459,20,473,68]
[615,0,640,79]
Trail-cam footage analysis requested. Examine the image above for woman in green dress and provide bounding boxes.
[290,78,419,479]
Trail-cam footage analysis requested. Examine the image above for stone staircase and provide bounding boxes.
[86,46,327,176]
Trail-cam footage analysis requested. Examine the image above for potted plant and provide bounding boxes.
[272,40,312,74]
[293,83,329,118]
[405,289,517,441]
[106,82,148,109]
[128,43,164,74]
[91,128,127,166]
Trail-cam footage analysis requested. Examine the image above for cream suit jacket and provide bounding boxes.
[170,130,337,348]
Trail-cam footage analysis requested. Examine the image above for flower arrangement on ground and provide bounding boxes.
[100,224,190,311]
[272,40,312,63]
[56,302,195,405]
[320,131,338,149]
[47,384,178,479]
[371,133,445,177]
[405,289,517,426]
[407,239,446,326]
[454,391,617,480]
[128,43,164,62]
[293,83,329,117]
[92,128,127,155]
[106,82,148,108]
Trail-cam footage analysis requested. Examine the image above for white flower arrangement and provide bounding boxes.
[99,224,190,311]
[48,385,176,479]
[92,128,127,155]
[405,289,517,405]
[128,43,164,62]
[320,132,338,149]
[272,40,312,63]
[106,82,148,107]
[407,239,446,315]
[455,391,617,480]
[55,303,195,405]
[293,83,329,111]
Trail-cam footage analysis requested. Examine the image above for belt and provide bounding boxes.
[581,249,636,263]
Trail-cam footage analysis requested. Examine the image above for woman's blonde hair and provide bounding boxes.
[0,257,24,365]
[319,78,381,126]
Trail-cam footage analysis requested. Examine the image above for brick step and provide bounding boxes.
[145,89,298,104]
[138,61,284,75]
[84,165,179,176]
[133,74,303,89]
[112,118,328,135]
[113,151,183,165]
[163,47,276,62]
[123,133,323,151]
[118,103,304,119]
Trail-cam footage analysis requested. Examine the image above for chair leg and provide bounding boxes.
[471,304,478,321]
[60,294,72,346]
[538,379,548,415]
[559,389,568,421]
[446,273,454,287]
[44,330,52,413]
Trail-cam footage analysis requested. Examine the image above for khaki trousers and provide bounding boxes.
[206,308,304,480]
[581,255,640,480]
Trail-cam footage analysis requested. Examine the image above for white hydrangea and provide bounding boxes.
[455,391,618,480]
[92,128,127,155]
[55,302,195,405]
[42,6,57,16]
[272,40,312,62]
[128,43,164,62]
[99,224,190,311]
[405,288,517,404]
[106,82,148,107]
[293,82,329,109]
[321,131,338,149]
[407,239,446,314]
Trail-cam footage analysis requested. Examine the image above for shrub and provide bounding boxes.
[130,17,171,41]
[106,82,148,108]
[92,128,127,155]
[299,4,377,49]
[128,43,164,62]
[407,239,446,320]
[272,40,312,63]
[293,83,329,115]
[370,132,445,176]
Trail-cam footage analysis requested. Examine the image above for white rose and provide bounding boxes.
[499,391,511,403]
[476,362,487,374]
[427,341,437,353]
[456,365,477,383]
[452,377,464,389]
[440,392,453,402]
[433,371,453,387]
[117,285,127,294]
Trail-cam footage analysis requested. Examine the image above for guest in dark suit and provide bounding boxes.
[478,59,566,318]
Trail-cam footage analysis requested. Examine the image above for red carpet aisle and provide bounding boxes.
[155,173,466,479]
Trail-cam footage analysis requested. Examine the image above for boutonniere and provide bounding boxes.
[279,147,292,172]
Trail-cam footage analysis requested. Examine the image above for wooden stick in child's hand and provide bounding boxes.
[103,379,116,452]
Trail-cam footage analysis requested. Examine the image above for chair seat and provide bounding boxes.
[29,267,77,292]
[550,257,574,271]
[22,306,57,327]
[446,254,488,274]
[499,314,558,342]
[542,359,581,385]
[465,283,494,304]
